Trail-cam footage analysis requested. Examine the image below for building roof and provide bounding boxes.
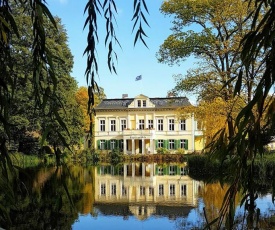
[95,95,191,111]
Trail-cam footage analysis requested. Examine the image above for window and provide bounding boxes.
[158,140,164,148]
[149,187,154,196]
[181,184,187,196]
[100,120,105,131]
[101,183,106,196]
[180,119,186,130]
[122,185,127,196]
[169,119,175,131]
[169,139,175,150]
[138,100,141,107]
[143,100,146,107]
[140,186,145,196]
[158,167,164,176]
[169,184,175,196]
[100,140,105,150]
[169,165,176,175]
[111,183,116,196]
[159,184,164,196]
[148,119,153,129]
[110,140,116,150]
[110,120,116,131]
[157,119,163,131]
[139,119,144,129]
[180,166,186,176]
[121,119,127,130]
[180,139,187,149]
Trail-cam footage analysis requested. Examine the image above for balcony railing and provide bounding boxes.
[122,129,155,137]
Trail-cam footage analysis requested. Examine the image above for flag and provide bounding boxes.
[135,75,142,81]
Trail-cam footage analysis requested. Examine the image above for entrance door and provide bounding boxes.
[139,140,142,154]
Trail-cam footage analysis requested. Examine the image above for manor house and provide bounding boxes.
[93,94,204,154]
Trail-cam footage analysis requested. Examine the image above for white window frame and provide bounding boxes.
[142,100,146,107]
[181,184,187,197]
[158,140,164,148]
[100,140,105,150]
[121,119,127,131]
[180,139,186,149]
[169,139,175,150]
[148,119,153,129]
[159,184,164,196]
[111,183,116,196]
[99,119,106,131]
[110,140,116,150]
[169,184,175,196]
[157,119,163,131]
[169,165,176,175]
[100,183,106,196]
[139,119,145,130]
[149,187,154,196]
[168,119,175,131]
[158,167,164,175]
[180,119,186,131]
[110,119,116,131]
[140,186,145,196]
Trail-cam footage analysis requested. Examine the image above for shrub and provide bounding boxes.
[156,147,169,154]
[176,148,185,154]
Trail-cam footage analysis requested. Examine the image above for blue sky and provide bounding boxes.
[48,0,195,100]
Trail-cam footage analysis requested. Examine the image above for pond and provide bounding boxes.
[1,162,275,229]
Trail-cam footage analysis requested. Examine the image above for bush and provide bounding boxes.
[156,147,169,154]
[176,148,185,154]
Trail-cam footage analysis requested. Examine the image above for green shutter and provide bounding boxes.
[184,139,188,150]
[155,140,158,149]
[176,166,180,175]
[163,166,168,175]
[97,140,100,150]
[155,166,159,175]
[164,140,168,149]
[175,140,179,149]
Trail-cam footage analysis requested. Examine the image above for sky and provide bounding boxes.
[47,0,196,101]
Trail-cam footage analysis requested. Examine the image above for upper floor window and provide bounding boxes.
[158,167,164,176]
[110,119,116,131]
[139,119,145,129]
[157,119,163,131]
[143,100,146,107]
[180,119,186,131]
[168,119,175,131]
[121,119,127,131]
[99,120,105,131]
[148,119,153,129]
[138,100,141,107]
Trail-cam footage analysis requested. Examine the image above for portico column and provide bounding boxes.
[142,138,145,155]
[123,138,127,154]
[149,139,153,154]
[132,139,135,155]
[142,163,145,178]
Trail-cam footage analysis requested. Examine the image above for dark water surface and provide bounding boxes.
[1,163,275,229]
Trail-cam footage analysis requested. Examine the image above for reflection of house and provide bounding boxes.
[94,163,201,220]
[92,94,204,154]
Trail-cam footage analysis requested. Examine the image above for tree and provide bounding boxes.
[157,0,263,140]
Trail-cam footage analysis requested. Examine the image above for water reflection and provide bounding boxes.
[94,163,200,221]
[1,163,274,229]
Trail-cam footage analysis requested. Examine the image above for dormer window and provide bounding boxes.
[143,100,146,107]
[137,99,146,107]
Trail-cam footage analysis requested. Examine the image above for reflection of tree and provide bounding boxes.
[0,164,94,229]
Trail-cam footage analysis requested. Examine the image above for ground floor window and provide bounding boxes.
[169,184,175,196]
[158,140,164,148]
[181,184,187,196]
[169,139,175,149]
[140,186,145,196]
[159,184,164,196]
[100,140,105,150]
[100,183,106,196]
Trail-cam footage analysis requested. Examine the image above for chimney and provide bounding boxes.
[122,94,128,98]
